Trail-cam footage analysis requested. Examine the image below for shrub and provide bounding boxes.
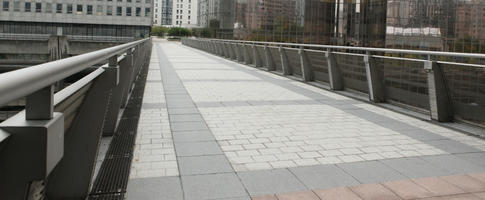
[167,27,191,37]
[151,26,169,37]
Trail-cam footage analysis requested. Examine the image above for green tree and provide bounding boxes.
[151,26,169,37]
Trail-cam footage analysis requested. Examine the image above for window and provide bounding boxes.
[13,1,19,11]
[3,1,9,11]
[46,3,52,13]
[127,0,131,2]
[136,7,141,17]
[76,4,82,14]
[25,2,31,12]
[35,2,41,12]
[67,4,72,14]
[56,4,62,13]
[96,5,102,15]
[126,7,131,16]
[116,6,122,16]
[145,0,150,3]
[107,5,112,15]
[145,7,150,17]
[87,5,92,15]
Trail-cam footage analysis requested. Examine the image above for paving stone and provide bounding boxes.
[276,191,320,200]
[251,195,277,200]
[172,130,215,143]
[381,157,450,179]
[175,141,223,156]
[289,164,359,190]
[456,152,485,168]
[169,114,204,122]
[181,173,248,200]
[168,107,200,114]
[237,169,307,196]
[382,179,434,199]
[427,139,481,154]
[171,121,209,132]
[349,183,401,200]
[126,177,183,200]
[421,155,485,174]
[179,155,233,175]
[314,187,362,200]
[412,177,466,196]
[469,173,485,183]
[440,174,485,193]
[338,161,407,184]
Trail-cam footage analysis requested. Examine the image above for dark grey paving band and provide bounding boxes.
[156,44,250,200]
[184,45,484,155]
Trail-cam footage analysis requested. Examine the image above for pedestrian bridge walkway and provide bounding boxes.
[126,40,485,200]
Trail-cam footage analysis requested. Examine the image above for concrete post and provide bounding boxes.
[299,48,313,81]
[264,45,275,71]
[279,46,292,75]
[230,44,238,60]
[46,66,119,199]
[424,61,453,122]
[252,44,263,68]
[363,52,385,102]
[25,85,55,120]
[0,113,64,200]
[244,44,251,64]
[237,44,245,62]
[326,49,343,90]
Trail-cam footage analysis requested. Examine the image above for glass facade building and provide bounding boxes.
[199,0,485,53]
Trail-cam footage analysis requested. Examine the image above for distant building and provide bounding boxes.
[0,0,153,38]
[172,0,198,27]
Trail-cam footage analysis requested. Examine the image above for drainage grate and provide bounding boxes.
[88,60,149,200]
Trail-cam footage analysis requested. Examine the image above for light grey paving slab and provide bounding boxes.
[181,173,248,200]
[380,157,450,179]
[455,152,485,167]
[237,169,307,196]
[171,121,209,132]
[173,130,216,143]
[289,164,360,190]
[427,139,482,154]
[179,155,233,175]
[126,177,183,200]
[397,129,448,141]
[175,141,223,156]
[420,154,485,174]
[337,161,407,184]
[169,114,204,122]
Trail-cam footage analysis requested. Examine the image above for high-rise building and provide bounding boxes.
[199,0,485,53]
[172,0,198,27]
[0,0,153,38]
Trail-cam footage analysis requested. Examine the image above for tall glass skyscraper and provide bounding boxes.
[198,0,485,53]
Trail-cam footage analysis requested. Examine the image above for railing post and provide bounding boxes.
[46,64,120,199]
[0,112,64,200]
[279,46,292,75]
[25,85,55,120]
[264,45,275,71]
[299,47,313,81]
[120,48,134,107]
[244,44,251,64]
[424,60,453,122]
[234,43,241,61]
[364,51,385,102]
[252,44,263,68]
[326,49,343,90]
[223,43,230,58]
[237,44,245,62]
[230,43,238,60]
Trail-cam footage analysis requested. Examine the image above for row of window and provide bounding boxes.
[2,2,151,17]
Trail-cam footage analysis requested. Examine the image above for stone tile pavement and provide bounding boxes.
[125,40,485,200]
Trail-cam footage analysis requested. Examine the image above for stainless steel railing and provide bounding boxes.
[182,38,485,127]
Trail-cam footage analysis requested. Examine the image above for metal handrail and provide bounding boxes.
[0,38,149,106]
[204,38,485,60]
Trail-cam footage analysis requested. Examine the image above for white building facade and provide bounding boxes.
[0,0,153,38]
[172,0,198,28]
